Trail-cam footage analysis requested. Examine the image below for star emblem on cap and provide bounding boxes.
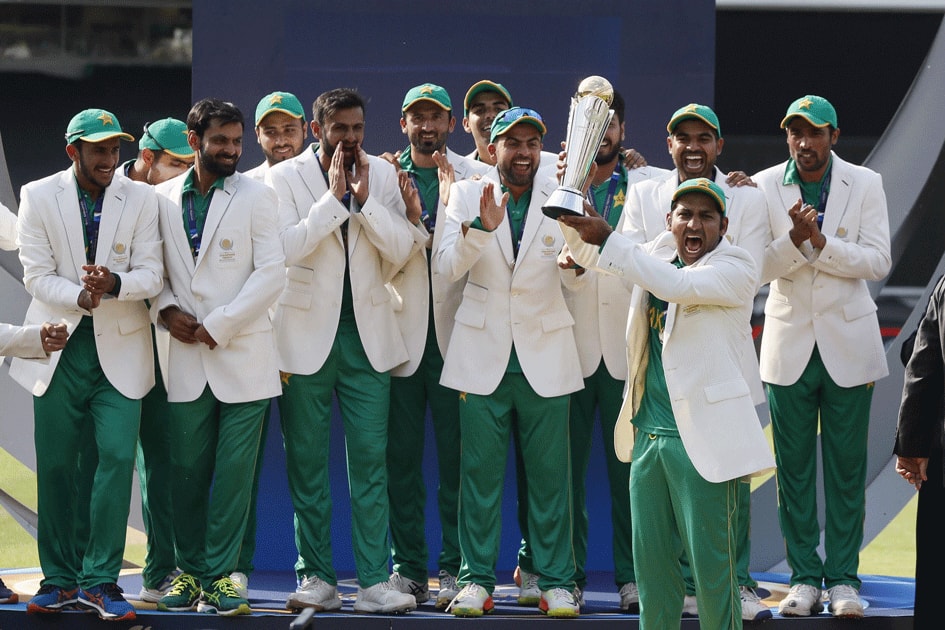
[697,180,711,190]
[684,104,698,113]
[420,85,434,95]
[798,97,813,110]
[270,94,283,105]
[98,112,114,126]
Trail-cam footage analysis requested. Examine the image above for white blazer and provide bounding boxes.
[0,201,16,251]
[434,169,583,398]
[10,169,163,398]
[619,166,770,402]
[388,148,491,377]
[581,230,775,482]
[560,164,668,380]
[269,145,414,375]
[153,169,284,404]
[1,323,47,360]
[755,153,890,387]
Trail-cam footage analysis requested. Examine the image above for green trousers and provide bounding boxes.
[136,335,177,589]
[767,346,872,589]
[167,385,267,585]
[631,433,741,630]
[388,339,461,582]
[34,317,141,589]
[567,361,633,588]
[457,372,575,594]
[278,322,391,588]
[235,401,270,576]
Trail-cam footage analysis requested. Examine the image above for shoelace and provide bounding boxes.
[210,577,241,598]
[101,583,126,601]
[168,574,199,596]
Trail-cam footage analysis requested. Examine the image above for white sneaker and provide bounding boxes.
[740,585,773,621]
[540,587,580,618]
[825,584,864,619]
[389,571,430,605]
[138,570,181,603]
[618,582,640,611]
[353,579,416,614]
[435,570,459,610]
[682,594,698,616]
[517,568,540,606]
[286,575,342,612]
[448,583,494,617]
[229,572,249,599]
[778,583,823,617]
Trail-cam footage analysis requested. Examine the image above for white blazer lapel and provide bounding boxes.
[56,171,90,276]
[196,174,237,268]
[165,176,196,274]
[821,154,852,238]
[95,178,125,266]
[298,150,345,249]
[514,179,552,269]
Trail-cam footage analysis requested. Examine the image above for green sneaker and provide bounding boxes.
[197,575,251,616]
[157,573,201,611]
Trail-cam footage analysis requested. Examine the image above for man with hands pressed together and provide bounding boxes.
[152,98,284,617]
[269,88,416,615]
[11,108,163,621]
[558,178,775,630]
[754,95,890,619]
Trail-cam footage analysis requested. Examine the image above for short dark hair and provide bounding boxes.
[312,88,365,128]
[611,89,626,126]
[187,98,244,138]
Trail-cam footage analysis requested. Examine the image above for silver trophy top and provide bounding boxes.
[575,76,614,105]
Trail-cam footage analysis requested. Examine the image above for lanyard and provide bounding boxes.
[589,162,622,223]
[505,198,528,260]
[79,193,103,265]
[185,194,202,259]
[814,164,833,230]
[408,171,437,231]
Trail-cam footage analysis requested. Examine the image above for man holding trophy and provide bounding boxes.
[434,106,582,618]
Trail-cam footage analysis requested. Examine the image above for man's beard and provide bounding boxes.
[595,145,622,166]
[201,149,239,178]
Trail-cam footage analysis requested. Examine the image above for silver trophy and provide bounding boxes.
[542,76,615,219]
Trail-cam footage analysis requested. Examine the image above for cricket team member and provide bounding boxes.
[244,90,308,185]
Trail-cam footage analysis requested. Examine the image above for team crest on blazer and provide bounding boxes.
[542,234,555,247]
[836,227,847,238]
[220,238,233,250]
[113,242,126,254]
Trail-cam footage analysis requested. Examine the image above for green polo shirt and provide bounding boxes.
[633,260,686,437]
[589,163,629,229]
[181,169,225,254]
[783,156,832,207]
[398,146,440,216]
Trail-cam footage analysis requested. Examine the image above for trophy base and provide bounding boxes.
[541,187,586,219]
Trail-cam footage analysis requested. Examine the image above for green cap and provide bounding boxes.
[140,118,193,158]
[489,107,546,143]
[672,177,727,216]
[254,91,305,126]
[65,109,134,144]
[402,83,451,113]
[464,80,513,116]
[780,95,837,129]
[666,103,722,138]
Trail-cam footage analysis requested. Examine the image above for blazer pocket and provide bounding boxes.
[703,379,750,404]
[371,284,392,306]
[285,265,314,287]
[540,309,576,333]
[763,296,792,321]
[278,289,312,310]
[454,282,488,330]
[842,295,877,322]
[117,312,148,336]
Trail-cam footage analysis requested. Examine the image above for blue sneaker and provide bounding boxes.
[77,583,136,621]
[27,584,78,613]
[0,578,17,604]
